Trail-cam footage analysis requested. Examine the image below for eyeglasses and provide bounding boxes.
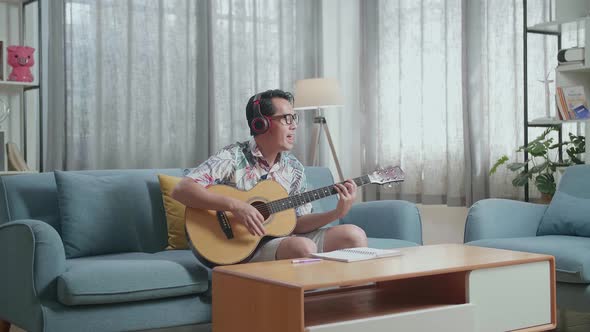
[270,113,299,125]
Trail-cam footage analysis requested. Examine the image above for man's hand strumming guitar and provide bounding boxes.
[230,200,266,236]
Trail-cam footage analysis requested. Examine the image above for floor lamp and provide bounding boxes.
[294,78,344,181]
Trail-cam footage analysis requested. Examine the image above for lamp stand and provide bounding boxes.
[308,115,344,182]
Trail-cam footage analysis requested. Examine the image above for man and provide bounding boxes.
[171,89,367,262]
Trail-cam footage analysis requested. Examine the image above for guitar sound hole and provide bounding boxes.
[251,201,271,220]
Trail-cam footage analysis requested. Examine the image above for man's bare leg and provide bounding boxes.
[323,224,367,252]
[275,237,317,259]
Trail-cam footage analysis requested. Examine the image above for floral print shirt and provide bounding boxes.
[185,138,312,217]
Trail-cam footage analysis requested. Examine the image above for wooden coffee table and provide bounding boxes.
[212,244,556,332]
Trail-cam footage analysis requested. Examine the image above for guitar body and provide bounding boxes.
[185,180,296,266]
[184,165,405,266]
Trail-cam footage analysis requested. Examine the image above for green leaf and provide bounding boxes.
[507,162,526,172]
[527,142,548,157]
[543,138,554,147]
[566,146,584,164]
[512,172,530,187]
[535,173,556,195]
[570,134,586,153]
[529,162,547,174]
[570,154,584,165]
[517,126,557,152]
[490,155,509,175]
[502,128,583,193]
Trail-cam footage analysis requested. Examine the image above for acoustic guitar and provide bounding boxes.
[185,166,405,267]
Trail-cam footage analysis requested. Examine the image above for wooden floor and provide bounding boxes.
[6,311,590,331]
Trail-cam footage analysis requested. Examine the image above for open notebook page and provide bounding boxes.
[311,247,402,262]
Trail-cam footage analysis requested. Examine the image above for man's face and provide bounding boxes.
[264,97,298,151]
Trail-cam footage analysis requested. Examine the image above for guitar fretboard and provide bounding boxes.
[262,175,371,214]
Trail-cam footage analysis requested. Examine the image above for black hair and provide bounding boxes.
[245,89,294,136]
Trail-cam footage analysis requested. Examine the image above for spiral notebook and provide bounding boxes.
[311,247,402,262]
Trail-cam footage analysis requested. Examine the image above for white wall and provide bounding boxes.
[418,204,468,245]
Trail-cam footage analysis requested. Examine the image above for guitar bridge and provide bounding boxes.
[217,211,234,239]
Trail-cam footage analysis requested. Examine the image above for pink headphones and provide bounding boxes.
[250,93,271,134]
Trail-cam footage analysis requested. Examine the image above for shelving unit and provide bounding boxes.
[0,0,42,172]
[523,0,589,201]
[528,15,590,35]
[0,81,39,88]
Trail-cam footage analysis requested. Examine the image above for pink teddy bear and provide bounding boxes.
[8,46,35,82]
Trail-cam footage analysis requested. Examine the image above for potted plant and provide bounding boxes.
[490,126,585,202]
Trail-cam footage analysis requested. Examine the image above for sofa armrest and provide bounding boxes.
[0,220,66,331]
[339,200,422,245]
[464,199,548,243]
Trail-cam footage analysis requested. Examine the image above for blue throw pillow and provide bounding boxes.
[537,191,590,237]
[55,171,151,258]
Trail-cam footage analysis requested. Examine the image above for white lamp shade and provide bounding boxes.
[293,78,344,110]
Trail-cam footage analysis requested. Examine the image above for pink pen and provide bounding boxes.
[291,258,322,264]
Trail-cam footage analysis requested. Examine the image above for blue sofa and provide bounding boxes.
[0,167,422,332]
[464,164,590,313]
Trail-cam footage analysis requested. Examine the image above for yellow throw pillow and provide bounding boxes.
[158,174,189,250]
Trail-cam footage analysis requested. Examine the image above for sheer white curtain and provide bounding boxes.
[54,0,319,170]
[208,0,320,160]
[361,0,465,205]
[360,0,551,205]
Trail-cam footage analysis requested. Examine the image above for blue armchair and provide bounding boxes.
[464,165,590,312]
[0,166,422,332]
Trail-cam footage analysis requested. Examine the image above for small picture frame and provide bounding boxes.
[0,40,3,80]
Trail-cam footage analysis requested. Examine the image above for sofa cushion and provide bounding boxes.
[158,174,189,250]
[55,171,156,258]
[467,235,590,283]
[537,191,590,237]
[58,250,209,306]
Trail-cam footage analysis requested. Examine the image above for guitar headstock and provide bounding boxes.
[368,166,405,185]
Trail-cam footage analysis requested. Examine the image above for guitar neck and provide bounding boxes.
[264,175,371,214]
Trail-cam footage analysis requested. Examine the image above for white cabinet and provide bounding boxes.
[0,0,41,171]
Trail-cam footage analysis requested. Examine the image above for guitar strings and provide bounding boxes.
[249,176,373,215]
[252,189,331,215]
[260,185,340,213]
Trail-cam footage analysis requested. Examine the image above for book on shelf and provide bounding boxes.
[556,88,569,120]
[556,86,589,120]
[573,104,590,119]
[310,247,402,262]
[557,47,585,64]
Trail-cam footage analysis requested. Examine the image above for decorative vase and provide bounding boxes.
[7,46,35,83]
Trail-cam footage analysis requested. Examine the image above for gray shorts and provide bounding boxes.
[248,228,328,263]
